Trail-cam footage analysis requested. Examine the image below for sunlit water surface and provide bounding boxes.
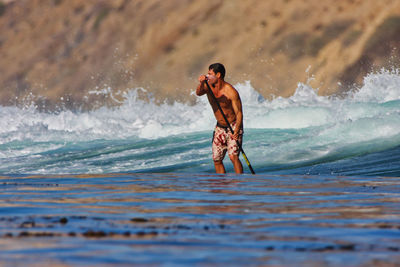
[0,173,399,266]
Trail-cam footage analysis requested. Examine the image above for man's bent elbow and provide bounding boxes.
[196,88,205,96]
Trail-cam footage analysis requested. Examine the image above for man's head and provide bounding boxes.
[208,63,225,81]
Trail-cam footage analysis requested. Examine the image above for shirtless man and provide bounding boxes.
[196,63,244,174]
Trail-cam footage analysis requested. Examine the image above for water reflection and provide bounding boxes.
[0,173,399,266]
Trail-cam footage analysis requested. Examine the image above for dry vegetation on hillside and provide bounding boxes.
[0,0,399,110]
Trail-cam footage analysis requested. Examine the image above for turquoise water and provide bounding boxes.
[1,70,400,175]
[1,128,400,175]
[1,69,400,266]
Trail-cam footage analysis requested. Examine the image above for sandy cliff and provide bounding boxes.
[0,0,400,110]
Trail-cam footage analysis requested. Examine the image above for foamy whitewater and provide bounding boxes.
[1,69,400,175]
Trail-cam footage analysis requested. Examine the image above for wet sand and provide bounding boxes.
[0,173,399,266]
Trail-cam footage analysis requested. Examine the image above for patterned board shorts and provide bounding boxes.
[212,121,243,161]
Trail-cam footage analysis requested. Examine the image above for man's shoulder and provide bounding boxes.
[223,82,239,99]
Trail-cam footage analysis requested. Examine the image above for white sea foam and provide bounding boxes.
[1,69,400,141]
[1,69,400,174]
[352,68,400,103]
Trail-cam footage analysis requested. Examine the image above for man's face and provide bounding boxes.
[207,69,218,85]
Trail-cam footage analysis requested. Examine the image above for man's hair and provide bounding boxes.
[209,63,225,80]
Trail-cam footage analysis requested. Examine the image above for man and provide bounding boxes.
[196,63,244,174]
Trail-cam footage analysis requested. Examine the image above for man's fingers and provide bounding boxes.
[231,133,238,140]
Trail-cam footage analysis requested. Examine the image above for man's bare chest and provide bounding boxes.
[215,93,232,109]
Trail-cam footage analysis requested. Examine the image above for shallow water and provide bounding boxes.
[1,173,399,266]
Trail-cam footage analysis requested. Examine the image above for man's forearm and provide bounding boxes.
[235,112,243,133]
[196,82,206,96]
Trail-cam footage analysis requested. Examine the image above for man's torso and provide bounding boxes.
[207,84,236,126]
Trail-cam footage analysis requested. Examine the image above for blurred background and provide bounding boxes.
[0,0,399,110]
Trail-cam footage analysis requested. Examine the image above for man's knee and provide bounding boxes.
[214,160,223,166]
[229,154,240,162]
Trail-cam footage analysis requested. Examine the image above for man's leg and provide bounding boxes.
[212,127,227,174]
[229,155,243,174]
[214,160,226,174]
[227,126,243,174]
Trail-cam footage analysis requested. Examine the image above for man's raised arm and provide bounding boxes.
[196,75,208,96]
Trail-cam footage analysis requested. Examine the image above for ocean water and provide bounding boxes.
[1,69,400,266]
[1,69,399,176]
[0,173,399,266]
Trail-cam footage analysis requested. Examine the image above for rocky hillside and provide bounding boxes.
[1,0,400,110]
